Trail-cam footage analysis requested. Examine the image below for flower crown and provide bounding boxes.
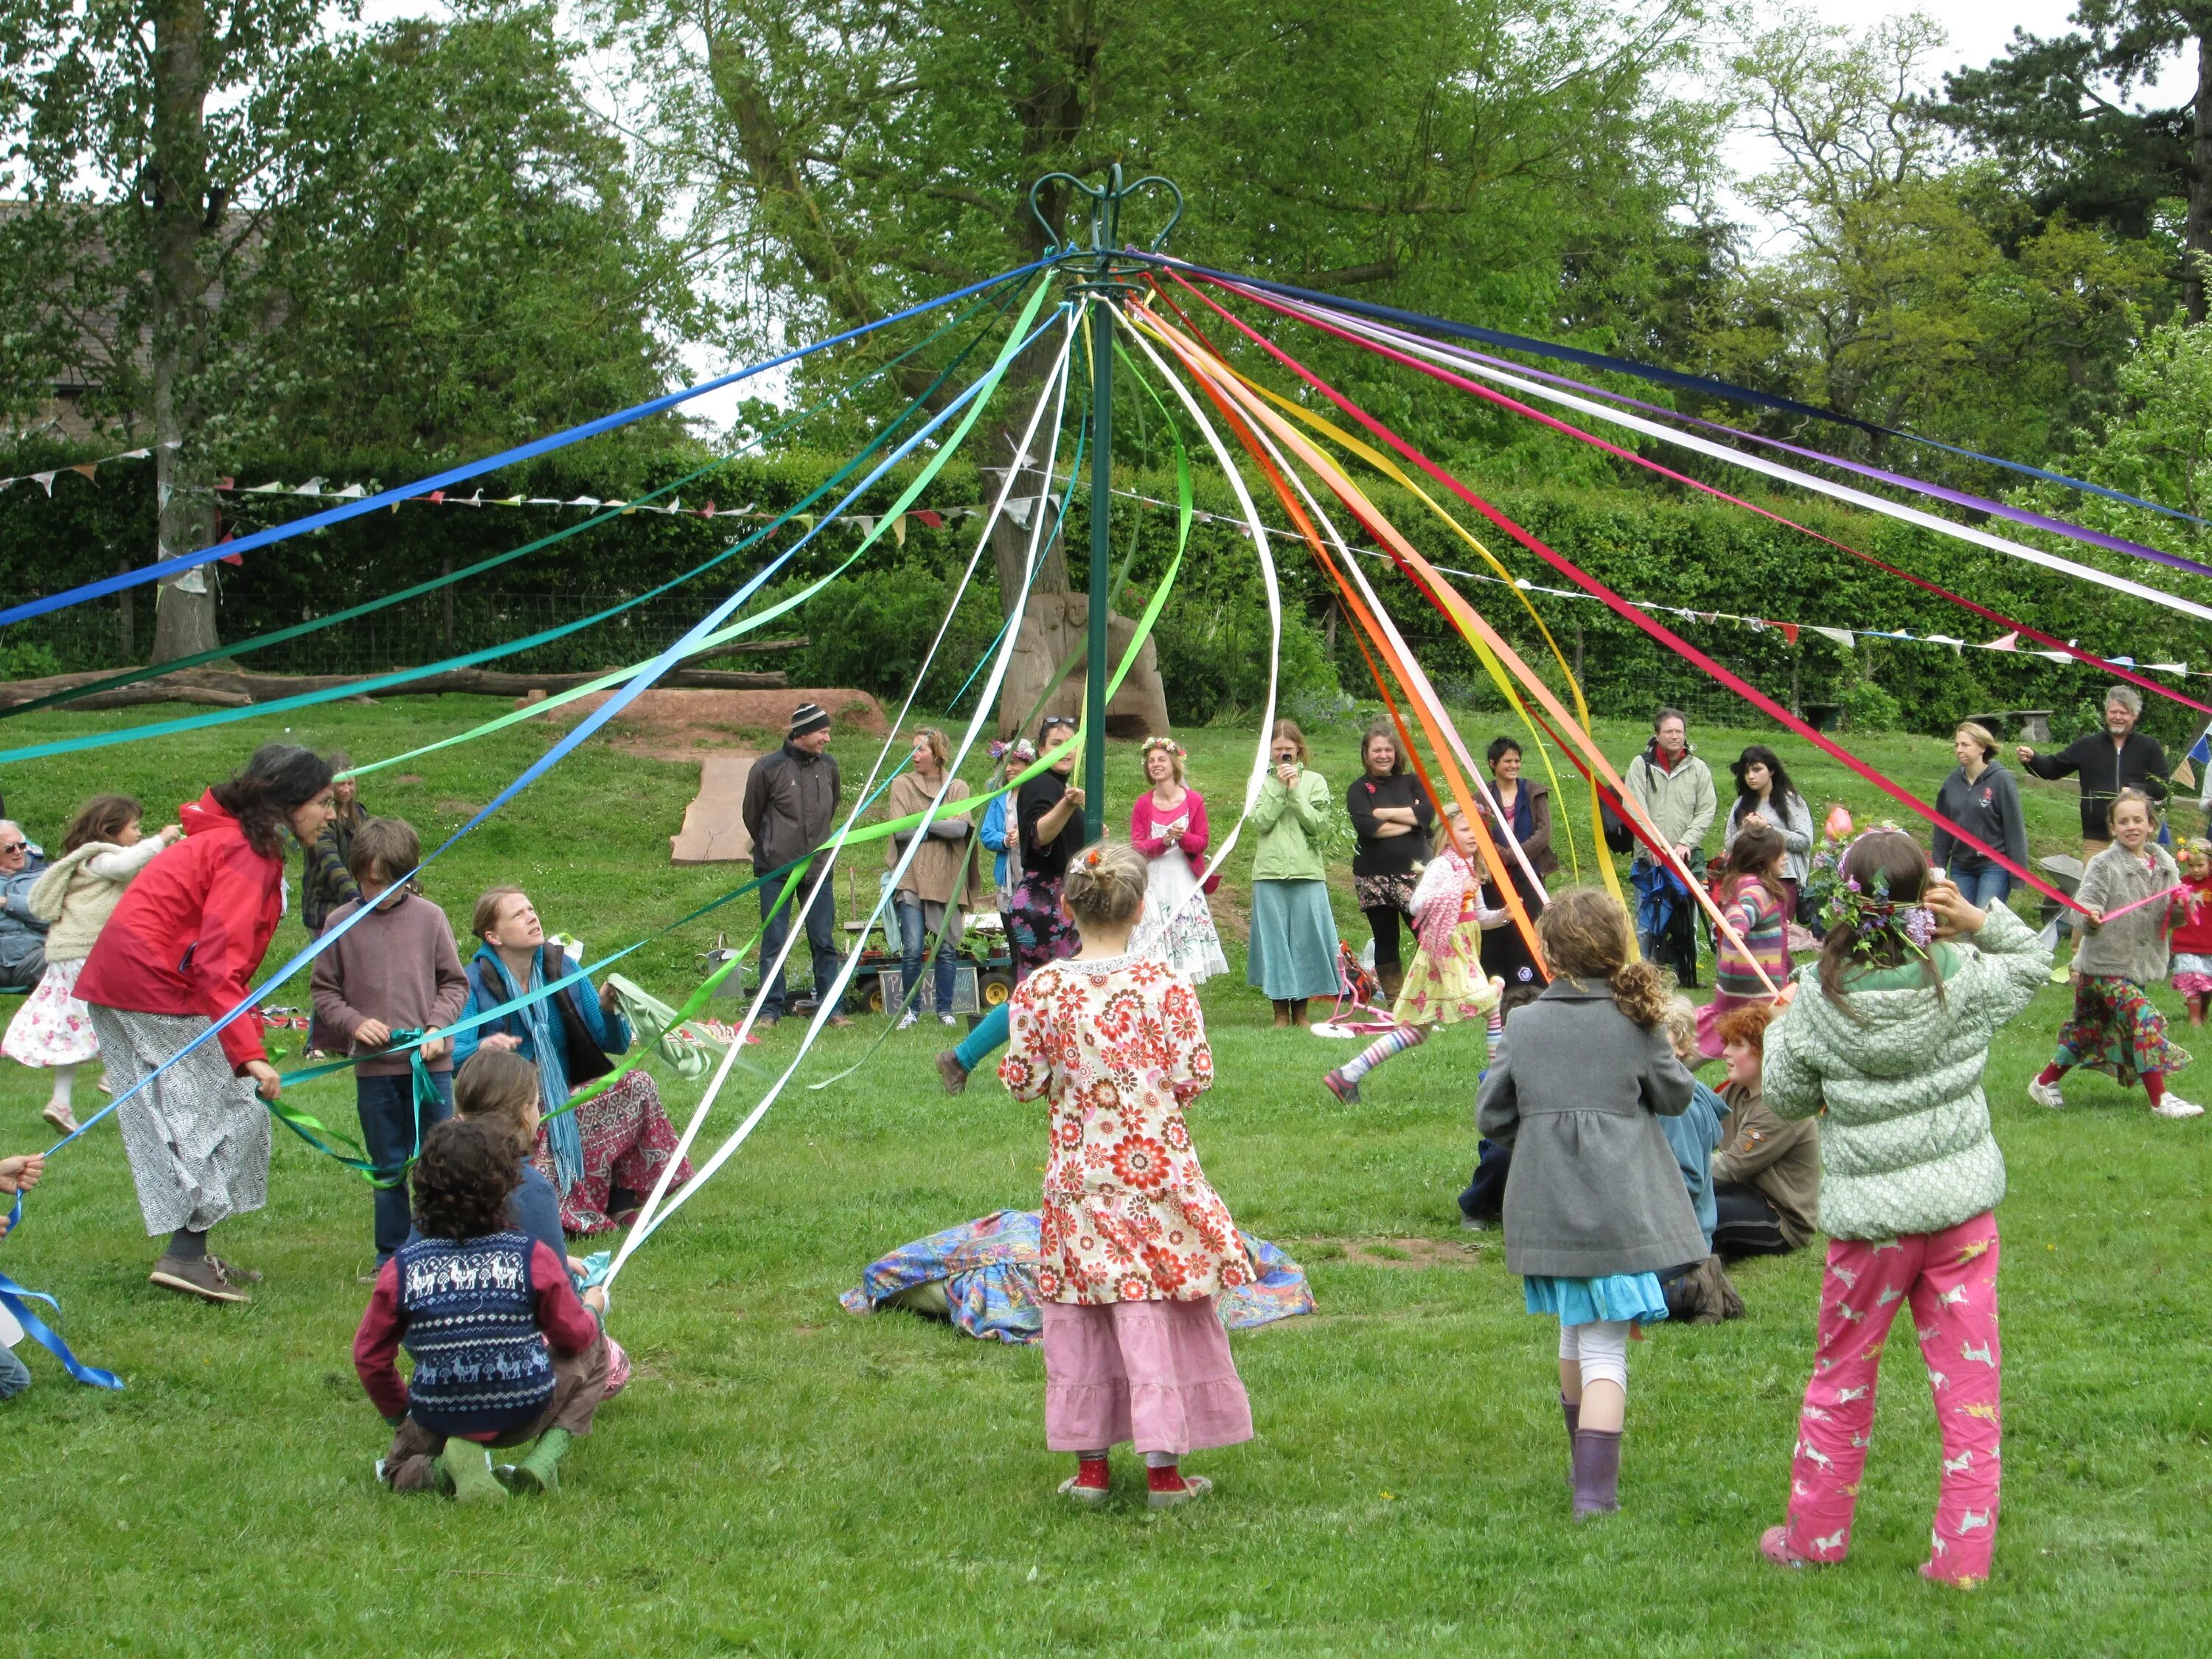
[1822,823,1936,954]
[1140,735,1186,759]
[989,738,1037,763]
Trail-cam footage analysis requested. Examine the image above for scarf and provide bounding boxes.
[481,947,585,1195]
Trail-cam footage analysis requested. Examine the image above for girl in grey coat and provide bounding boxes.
[1476,887,1708,1519]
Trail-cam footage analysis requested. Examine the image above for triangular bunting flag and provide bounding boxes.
[1983,631,2018,651]
[1778,622,1799,646]
[69,463,95,481]
[892,515,907,546]
[914,509,943,529]
[1812,627,1855,650]
[32,472,55,494]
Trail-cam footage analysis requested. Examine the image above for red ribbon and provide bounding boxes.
[1172,272,2087,914]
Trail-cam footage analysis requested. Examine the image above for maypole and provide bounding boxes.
[1029,165,1181,839]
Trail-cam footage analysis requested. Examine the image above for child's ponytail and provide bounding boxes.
[1608,958,1671,1029]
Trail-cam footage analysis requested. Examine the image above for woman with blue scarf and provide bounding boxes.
[451,886,692,1235]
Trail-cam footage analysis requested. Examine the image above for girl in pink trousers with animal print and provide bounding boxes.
[1754,827,2049,1588]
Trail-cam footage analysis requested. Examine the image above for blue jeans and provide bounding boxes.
[1458,1137,1512,1225]
[358,1069,456,1261]
[759,869,842,1020]
[0,1340,29,1399]
[1954,864,2012,908]
[894,897,959,1015]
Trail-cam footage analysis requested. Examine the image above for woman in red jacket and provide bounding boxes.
[79,744,336,1303]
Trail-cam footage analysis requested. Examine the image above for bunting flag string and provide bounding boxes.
[0,438,167,498]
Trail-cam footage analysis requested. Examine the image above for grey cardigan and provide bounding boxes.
[2073,841,2180,984]
[1475,979,1709,1277]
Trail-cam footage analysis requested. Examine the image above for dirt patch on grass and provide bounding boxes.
[524,686,888,762]
[1298,1236,1484,1269]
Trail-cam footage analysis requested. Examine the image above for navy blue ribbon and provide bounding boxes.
[1155,255,2212,529]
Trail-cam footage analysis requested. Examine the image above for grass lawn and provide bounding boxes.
[0,695,2205,1656]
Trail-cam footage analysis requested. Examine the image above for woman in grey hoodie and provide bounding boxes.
[1931,723,2029,908]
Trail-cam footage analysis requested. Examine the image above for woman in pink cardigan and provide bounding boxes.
[1129,737,1229,983]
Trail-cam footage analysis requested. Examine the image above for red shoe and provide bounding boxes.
[1321,1068,1360,1105]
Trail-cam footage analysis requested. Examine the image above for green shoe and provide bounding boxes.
[502,1427,571,1495]
[438,1441,507,1504]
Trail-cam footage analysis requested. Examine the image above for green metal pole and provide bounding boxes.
[1083,294,1112,843]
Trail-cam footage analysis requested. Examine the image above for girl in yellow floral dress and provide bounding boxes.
[1324,804,1506,1104]
[999,841,1254,1510]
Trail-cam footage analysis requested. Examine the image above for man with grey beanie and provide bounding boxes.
[742,703,851,1026]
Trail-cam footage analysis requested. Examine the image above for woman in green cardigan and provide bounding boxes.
[1247,720,1339,1026]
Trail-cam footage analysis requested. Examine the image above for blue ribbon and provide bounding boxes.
[0,1270,125,1391]
[1158,255,2212,529]
[0,260,1050,628]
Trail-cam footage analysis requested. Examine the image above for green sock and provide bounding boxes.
[439,1439,507,1504]
[513,1427,572,1494]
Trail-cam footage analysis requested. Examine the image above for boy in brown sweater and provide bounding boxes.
[310,817,469,1263]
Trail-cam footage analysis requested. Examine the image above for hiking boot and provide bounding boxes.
[826,1013,853,1029]
[2152,1093,2205,1119]
[149,1254,251,1304]
[936,1050,970,1096]
[1321,1068,1360,1105]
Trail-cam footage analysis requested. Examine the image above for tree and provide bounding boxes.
[0,2,686,659]
[597,0,1726,609]
[1936,2,2212,319]
[0,0,331,658]
[1694,11,2165,465]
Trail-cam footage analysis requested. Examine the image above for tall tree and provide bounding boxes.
[597,0,1724,608]
[0,0,330,658]
[1937,2,2212,319]
[1696,12,2163,465]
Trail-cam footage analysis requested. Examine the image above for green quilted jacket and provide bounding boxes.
[1763,902,2051,1241]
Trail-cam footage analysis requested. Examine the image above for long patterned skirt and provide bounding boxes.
[532,1068,695,1236]
[2054,974,2191,1085]
[87,1004,270,1237]
[1008,869,1079,981]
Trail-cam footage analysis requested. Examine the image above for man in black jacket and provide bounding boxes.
[2017,685,2168,859]
[742,703,851,1027]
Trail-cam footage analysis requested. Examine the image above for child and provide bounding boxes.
[1657,997,1739,1323]
[310,817,470,1261]
[1698,820,1792,1058]
[4,796,179,1133]
[2168,836,2212,1026]
[0,1150,43,1402]
[999,841,1253,1509]
[1475,887,1705,1519]
[2028,790,2202,1119]
[1710,1003,1820,1261]
[424,1048,631,1398]
[355,1116,610,1500]
[1757,827,2049,1587]
[1324,804,1505,1104]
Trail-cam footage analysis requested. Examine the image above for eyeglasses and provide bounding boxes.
[0,842,26,855]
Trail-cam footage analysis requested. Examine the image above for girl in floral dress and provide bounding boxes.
[1128,736,1228,984]
[1000,841,1254,1509]
[4,795,179,1134]
[1322,804,1503,1105]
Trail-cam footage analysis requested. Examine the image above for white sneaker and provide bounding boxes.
[2027,1077,2066,1110]
[2152,1093,2205,1119]
[939,1013,958,1027]
[897,1009,919,1031]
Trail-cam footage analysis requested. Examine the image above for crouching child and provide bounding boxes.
[355,1117,610,1500]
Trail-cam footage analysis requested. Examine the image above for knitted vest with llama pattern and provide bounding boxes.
[395,1230,554,1434]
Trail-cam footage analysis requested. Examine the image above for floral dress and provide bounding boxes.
[1394,848,1504,1028]
[998,951,1253,1304]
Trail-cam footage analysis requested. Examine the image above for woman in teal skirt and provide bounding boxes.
[1246,720,1339,1027]
[1475,886,1707,1519]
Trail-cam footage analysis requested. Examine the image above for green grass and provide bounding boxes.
[1,698,2206,1656]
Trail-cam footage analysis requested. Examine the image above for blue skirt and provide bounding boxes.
[1523,1273,1670,1326]
[1245,879,1340,1001]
